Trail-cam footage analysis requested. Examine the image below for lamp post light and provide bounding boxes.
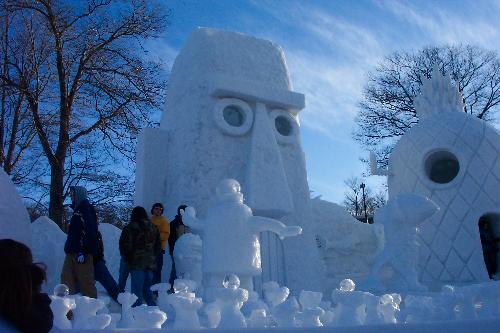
[355,194,359,216]
[360,183,367,223]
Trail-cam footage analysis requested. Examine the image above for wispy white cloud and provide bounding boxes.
[261,5,386,142]
[378,0,500,48]
[287,51,366,139]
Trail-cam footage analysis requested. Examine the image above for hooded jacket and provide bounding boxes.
[64,186,99,256]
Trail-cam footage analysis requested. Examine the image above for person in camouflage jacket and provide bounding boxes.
[119,206,161,306]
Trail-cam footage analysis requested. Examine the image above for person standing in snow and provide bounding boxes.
[150,203,170,287]
[119,206,161,306]
[0,239,54,333]
[479,217,498,279]
[168,204,190,289]
[61,186,99,298]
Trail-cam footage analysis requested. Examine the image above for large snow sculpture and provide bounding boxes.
[183,179,302,299]
[362,193,439,292]
[312,197,383,291]
[0,169,31,246]
[372,66,500,287]
[134,27,324,293]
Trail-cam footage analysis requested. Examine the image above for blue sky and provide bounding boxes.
[150,0,500,204]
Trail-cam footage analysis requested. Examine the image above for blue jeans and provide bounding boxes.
[94,260,119,301]
[152,250,165,286]
[118,257,130,293]
[130,269,155,307]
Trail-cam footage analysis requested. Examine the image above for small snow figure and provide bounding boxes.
[72,295,111,329]
[213,274,249,329]
[117,292,138,328]
[182,179,302,299]
[167,279,203,330]
[378,294,399,324]
[263,281,290,308]
[273,296,300,327]
[150,282,171,313]
[363,293,384,325]
[49,295,75,330]
[330,279,367,326]
[298,290,325,327]
[132,306,167,329]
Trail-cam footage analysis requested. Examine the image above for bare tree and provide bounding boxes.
[354,44,500,167]
[0,5,42,179]
[343,176,386,221]
[1,0,169,227]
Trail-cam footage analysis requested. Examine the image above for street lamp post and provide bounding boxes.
[360,183,367,223]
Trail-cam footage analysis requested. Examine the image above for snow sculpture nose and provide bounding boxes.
[246,102,294,217]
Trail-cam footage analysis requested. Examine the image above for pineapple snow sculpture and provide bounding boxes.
[372,66,500,287]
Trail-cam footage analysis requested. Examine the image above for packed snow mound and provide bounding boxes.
[0,169,31,246]
[99,223,122,281]
[174,233,203,288]
[311,197,383,292]
[31,216,66,293]
[30,217,122,295]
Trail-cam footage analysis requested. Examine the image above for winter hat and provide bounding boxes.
[70,186,88,207]
[151,202,164,214]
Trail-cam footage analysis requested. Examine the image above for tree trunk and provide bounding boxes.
[48,160,65,228]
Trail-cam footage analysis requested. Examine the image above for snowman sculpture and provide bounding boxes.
[183,178,302,300]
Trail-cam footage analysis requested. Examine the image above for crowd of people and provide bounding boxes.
[0,185,190,332]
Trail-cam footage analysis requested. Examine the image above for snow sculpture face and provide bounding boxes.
[161,28,308,219]
[388,67,500,286]
[216,179,243,203]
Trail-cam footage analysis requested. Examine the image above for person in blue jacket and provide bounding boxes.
[61,186,99,298]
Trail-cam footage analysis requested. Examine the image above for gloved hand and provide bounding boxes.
[76,252,85,264]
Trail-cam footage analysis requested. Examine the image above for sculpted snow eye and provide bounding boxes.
[275,116,292,136]
[223,106,245,127]
[424,150,460,184]
[213,98,253,135]
[269,109,298,144]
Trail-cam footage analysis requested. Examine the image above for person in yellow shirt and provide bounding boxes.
[150,203,170,287]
